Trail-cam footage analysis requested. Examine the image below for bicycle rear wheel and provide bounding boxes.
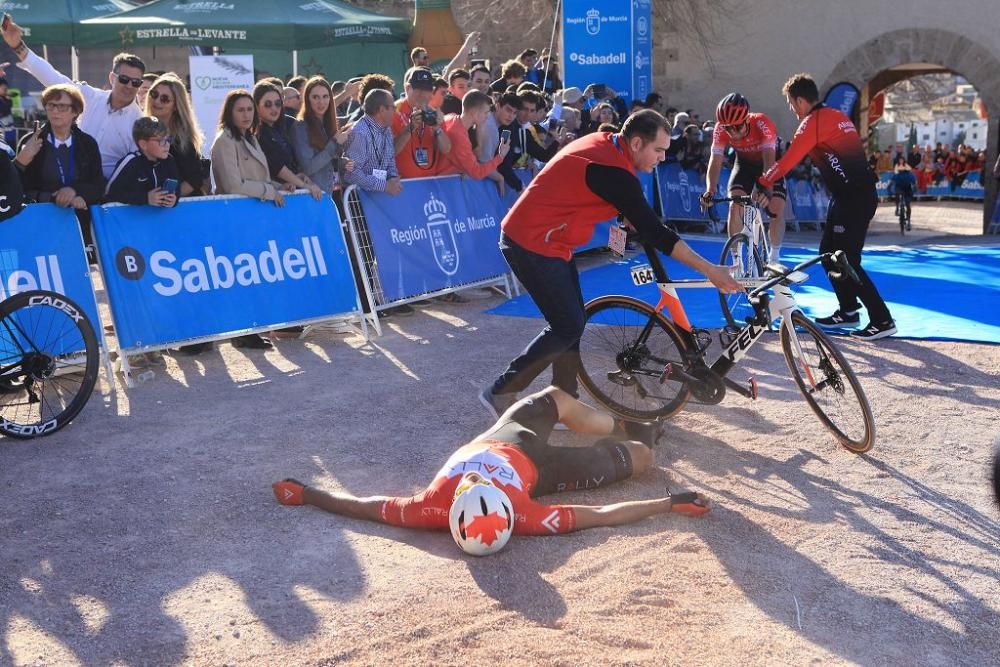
[578,295,691,421]
[0,290,99,439]
[719,233,764,329]
[780,310,875,453]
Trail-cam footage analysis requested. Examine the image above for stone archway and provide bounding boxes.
[822,28,1000,232]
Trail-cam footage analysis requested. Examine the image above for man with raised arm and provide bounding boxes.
[2,15,144,178]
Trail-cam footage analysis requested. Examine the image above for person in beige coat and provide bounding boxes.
[211,88,289,206]
[209,89,289,350]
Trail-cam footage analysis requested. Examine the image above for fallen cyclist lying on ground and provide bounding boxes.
[273,386,710,556]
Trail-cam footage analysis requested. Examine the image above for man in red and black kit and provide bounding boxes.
[758,73,896,340]
[479,109,742,418]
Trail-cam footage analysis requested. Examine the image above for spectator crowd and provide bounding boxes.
[867,141,988,195]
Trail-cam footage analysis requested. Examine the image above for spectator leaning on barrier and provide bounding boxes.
[145,73,206,197]
[439,90,509,192]
[393,67,451,178]
[105,116,179,208]
[211,88,286,206]
[252,81,322,201]
[343,89,402,196]
[292,77,353,195]
[14,85,103,214]
[2,16,144,179]
[210,89,282,351]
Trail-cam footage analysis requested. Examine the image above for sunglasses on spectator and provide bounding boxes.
[143,136,173,146]
[149,91,173,104]
[260,99,282,108]
[44,102,74,113]
[117,73,143,88]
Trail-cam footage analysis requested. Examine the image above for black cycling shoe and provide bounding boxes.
[615,419,663,447]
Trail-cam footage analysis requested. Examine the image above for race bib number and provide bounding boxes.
[630,264,656,286]
[608,224,627,257]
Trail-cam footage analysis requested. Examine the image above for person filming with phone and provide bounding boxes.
[439,90,510,193]
[2,13,144,179]
[105,117,179,208]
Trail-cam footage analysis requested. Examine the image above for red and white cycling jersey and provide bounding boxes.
[380,441,577,536]
[711,112,778,165]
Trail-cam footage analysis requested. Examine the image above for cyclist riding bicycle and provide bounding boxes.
[888,157,916,232]
[701,93,786,263]
[273,386,710,556]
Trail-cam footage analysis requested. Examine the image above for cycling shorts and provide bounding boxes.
[477,393,634,497]
[729,157,786,199]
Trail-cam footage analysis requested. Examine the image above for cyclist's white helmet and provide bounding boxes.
[449,473,514,556]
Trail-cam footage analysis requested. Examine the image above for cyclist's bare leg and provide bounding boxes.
[727,187,747,237]
[766,196,786,262]
[544,386,654,475]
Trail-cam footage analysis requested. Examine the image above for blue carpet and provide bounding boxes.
[487,238,1000,345]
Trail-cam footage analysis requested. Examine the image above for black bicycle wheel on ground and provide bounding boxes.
[578,295,691,421]
[0,290,99,439]
[719,233,764,329]
[780,310,875,453]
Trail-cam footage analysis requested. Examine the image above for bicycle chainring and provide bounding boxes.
[689,366,726,404]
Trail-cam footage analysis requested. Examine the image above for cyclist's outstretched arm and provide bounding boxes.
[704,151,723,196]
[571,493,711,530]
[303,486,388,522]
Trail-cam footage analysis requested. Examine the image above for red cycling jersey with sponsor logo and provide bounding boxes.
[760,103,875,198]
[711,112,778,165]
[379,441,577,536]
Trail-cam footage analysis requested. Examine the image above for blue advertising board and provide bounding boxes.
[656,163,725,221]
[562,0,651,105]
[0,204,102,339]
[357,176,511,302]
[91,194,361,350]
[823,82,860,123]
[788,178,820,221]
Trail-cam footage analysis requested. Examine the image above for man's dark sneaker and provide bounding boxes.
[850,319,897,340]
[815,309,860,329]
[479,385,517,420]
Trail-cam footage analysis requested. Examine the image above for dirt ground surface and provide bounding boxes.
[2,201,998,666]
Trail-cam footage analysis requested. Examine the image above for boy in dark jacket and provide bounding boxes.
[105,116,179,207]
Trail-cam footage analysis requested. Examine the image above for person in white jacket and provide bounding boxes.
[2,14,143,178]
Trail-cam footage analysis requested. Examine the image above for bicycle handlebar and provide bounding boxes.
[705,195,754,205]
[745,250,861,299]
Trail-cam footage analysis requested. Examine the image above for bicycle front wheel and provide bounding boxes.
[0,290,99,439]
[578,295,691,421]
[780,311,875,453]
[719,233,764,329]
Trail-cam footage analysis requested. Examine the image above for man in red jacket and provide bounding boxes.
[439,89,509,192]
[480,109,742,419]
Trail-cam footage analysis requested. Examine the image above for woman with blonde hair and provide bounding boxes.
[291,76,351,194]
[145,72,206,196]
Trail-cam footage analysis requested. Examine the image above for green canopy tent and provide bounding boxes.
[13,0,137,78]
[15,0,136,46]
[78,0,411,82]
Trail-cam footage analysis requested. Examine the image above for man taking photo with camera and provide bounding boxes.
[393,67,451,178]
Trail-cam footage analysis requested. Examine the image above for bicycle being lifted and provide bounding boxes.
[0,289,99,438]
[576,197,875,453]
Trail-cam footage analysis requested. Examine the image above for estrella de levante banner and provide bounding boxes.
[91,193,361,350]
[562,0,651,105]
[0,203,102,334]
[357,175,510,302]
